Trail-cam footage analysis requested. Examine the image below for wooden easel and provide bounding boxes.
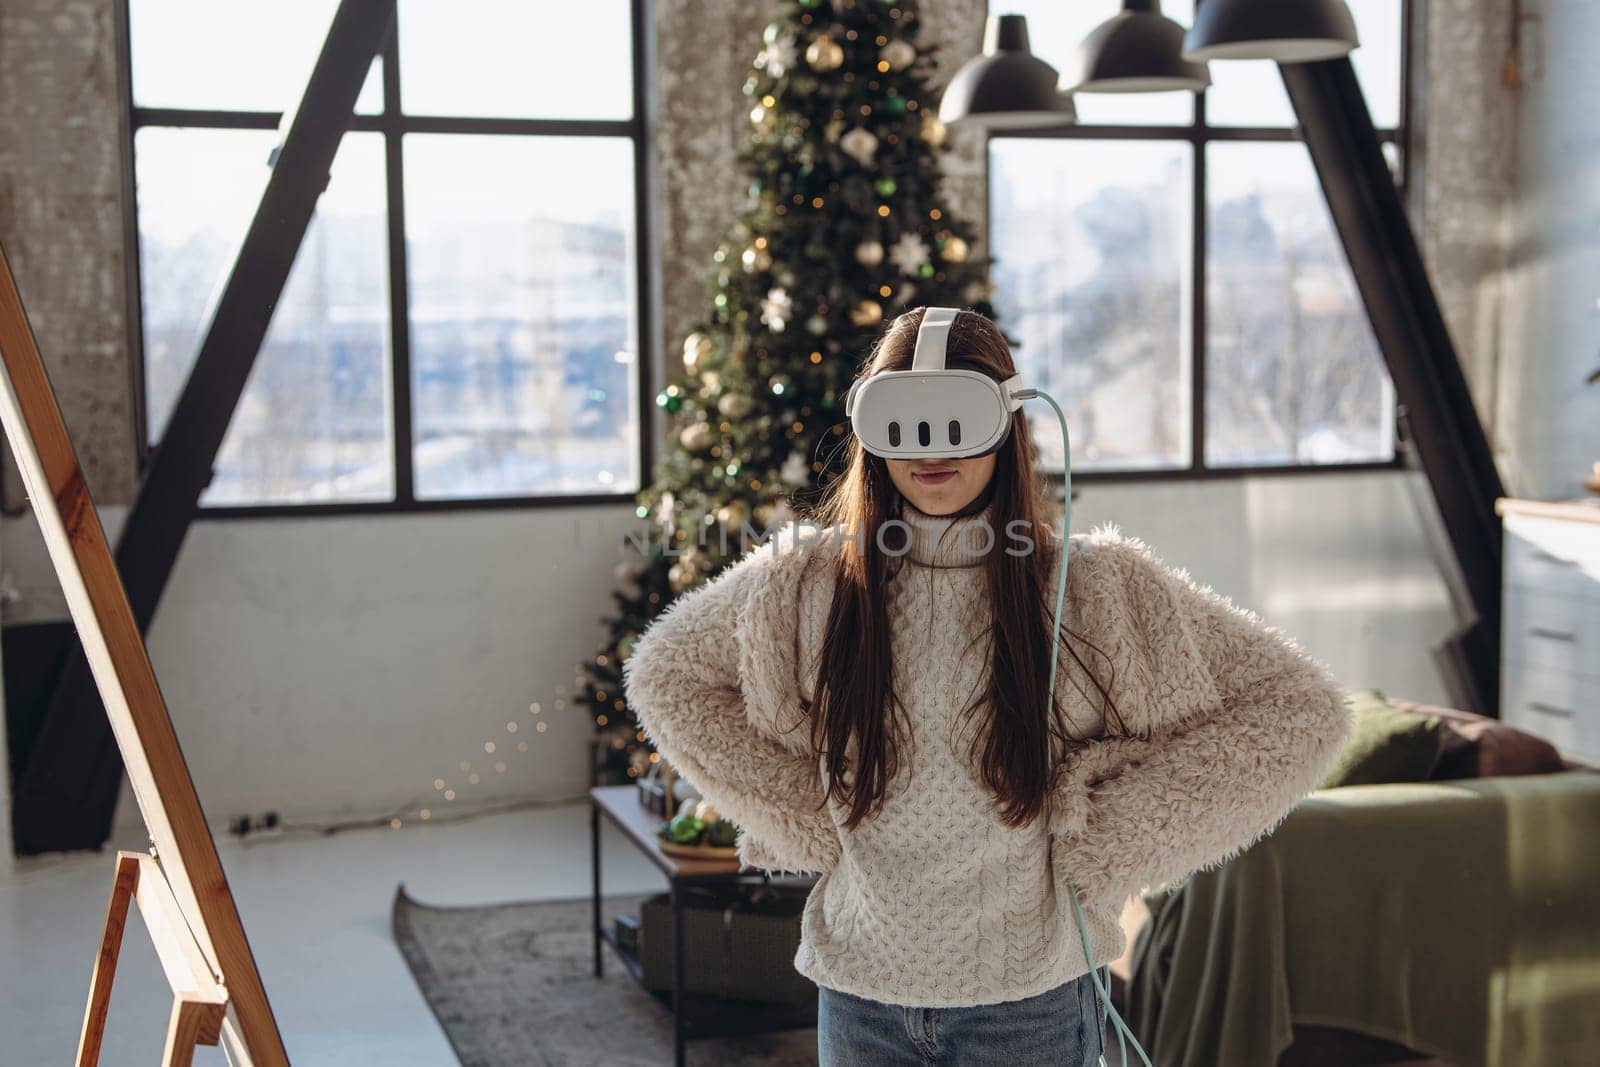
[0,239,289,1064]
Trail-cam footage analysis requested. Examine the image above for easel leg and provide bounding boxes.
[76,853,141,1067]
[162,998,209,1067]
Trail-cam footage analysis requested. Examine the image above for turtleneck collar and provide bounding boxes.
[898,500,998,568]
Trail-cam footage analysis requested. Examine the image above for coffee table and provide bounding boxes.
[589,784,818,1066]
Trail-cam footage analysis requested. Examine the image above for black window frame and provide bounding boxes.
[984,0,1415,484]
[119,1,656,518]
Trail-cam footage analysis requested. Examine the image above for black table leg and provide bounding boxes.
[672,878,686,1067]
[591,800,603,979]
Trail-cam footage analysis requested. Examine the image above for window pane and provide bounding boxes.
[135,127,275,440]
[1003,0,1196,125]
[1206,0,1403,128]
[991,139,1193,472]
[1206,143,1394,467]
[129,0,382,113]
[404,135,640,498]
[135,129,393,503]
[398,0,632,120]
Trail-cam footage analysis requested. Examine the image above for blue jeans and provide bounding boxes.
[816,969,1107,1066]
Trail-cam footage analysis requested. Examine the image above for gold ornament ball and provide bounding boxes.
[921,113,948,147]
[849,300,884,327]
[824,117,845,144]
[880,39,917,71]
[668,563,690,592]
[716,501,750,529]
[699,369,722,395]
[742,245,773,273]
[806,36,844,71]
[682,331,712,370]
[679,422,714,452]
[855,240,885,268]
[717,392,754,418]
[939,236,970,263]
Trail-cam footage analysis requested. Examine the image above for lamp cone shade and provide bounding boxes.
[1064,1,1211,93]
[939,14,1077,130]
[1181,0,1359,63]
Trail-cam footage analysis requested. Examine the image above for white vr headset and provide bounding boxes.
[843,307,1026,461]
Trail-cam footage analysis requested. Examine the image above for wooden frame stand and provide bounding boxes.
[0,237,289,1063]
[78,853,228,1067]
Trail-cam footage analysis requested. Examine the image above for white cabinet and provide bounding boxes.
[1497,500,1600,766]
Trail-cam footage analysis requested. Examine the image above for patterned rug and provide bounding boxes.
[392,886,819,1066]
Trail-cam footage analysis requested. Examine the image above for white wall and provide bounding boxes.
[81,502,640,839]
[1068,470,1457,708]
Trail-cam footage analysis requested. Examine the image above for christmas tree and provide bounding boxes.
[582,0,998,785]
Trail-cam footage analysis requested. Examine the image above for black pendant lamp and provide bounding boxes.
[1181,0,1359,63]
[938,14,1077,130]
[1065,0,1211,94]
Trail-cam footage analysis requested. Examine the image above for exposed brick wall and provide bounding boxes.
[0,0,138,510]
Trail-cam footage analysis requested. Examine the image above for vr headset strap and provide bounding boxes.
[911,307,960,371]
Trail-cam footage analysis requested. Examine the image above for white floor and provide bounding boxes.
[0,798,666,1065]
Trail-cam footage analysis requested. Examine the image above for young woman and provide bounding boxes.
[623,308,1351,1066]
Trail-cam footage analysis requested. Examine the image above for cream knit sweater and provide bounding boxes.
[623,503,1351,1008]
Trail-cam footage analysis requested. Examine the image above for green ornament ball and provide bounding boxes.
[799,0,822,7]
[918,263,935,278]
[656,391,683,414]
[874,177,898,197]
[885,96,908,116]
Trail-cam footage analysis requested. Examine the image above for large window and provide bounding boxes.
[990,0,1405,476]
[125,1,647,510]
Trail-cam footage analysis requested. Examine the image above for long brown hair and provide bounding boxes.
[807,307,1125,832]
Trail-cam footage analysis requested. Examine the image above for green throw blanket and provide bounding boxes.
[1124,770,1600,1067]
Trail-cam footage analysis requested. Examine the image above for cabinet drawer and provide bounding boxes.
[1500,659,1598,761]
[1503,588,1600,680]
[1504,515,1600,601]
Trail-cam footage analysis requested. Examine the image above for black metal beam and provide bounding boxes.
[1280,56,1505,715]
[12,0,396,854]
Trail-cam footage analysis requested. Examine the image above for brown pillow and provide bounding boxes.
[1385,696,1567,779]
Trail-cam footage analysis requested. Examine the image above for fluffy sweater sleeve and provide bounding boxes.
[1050,528,1352,907]
[621,535,842,876]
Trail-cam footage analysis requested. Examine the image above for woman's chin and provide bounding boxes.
[905,484,975,516]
